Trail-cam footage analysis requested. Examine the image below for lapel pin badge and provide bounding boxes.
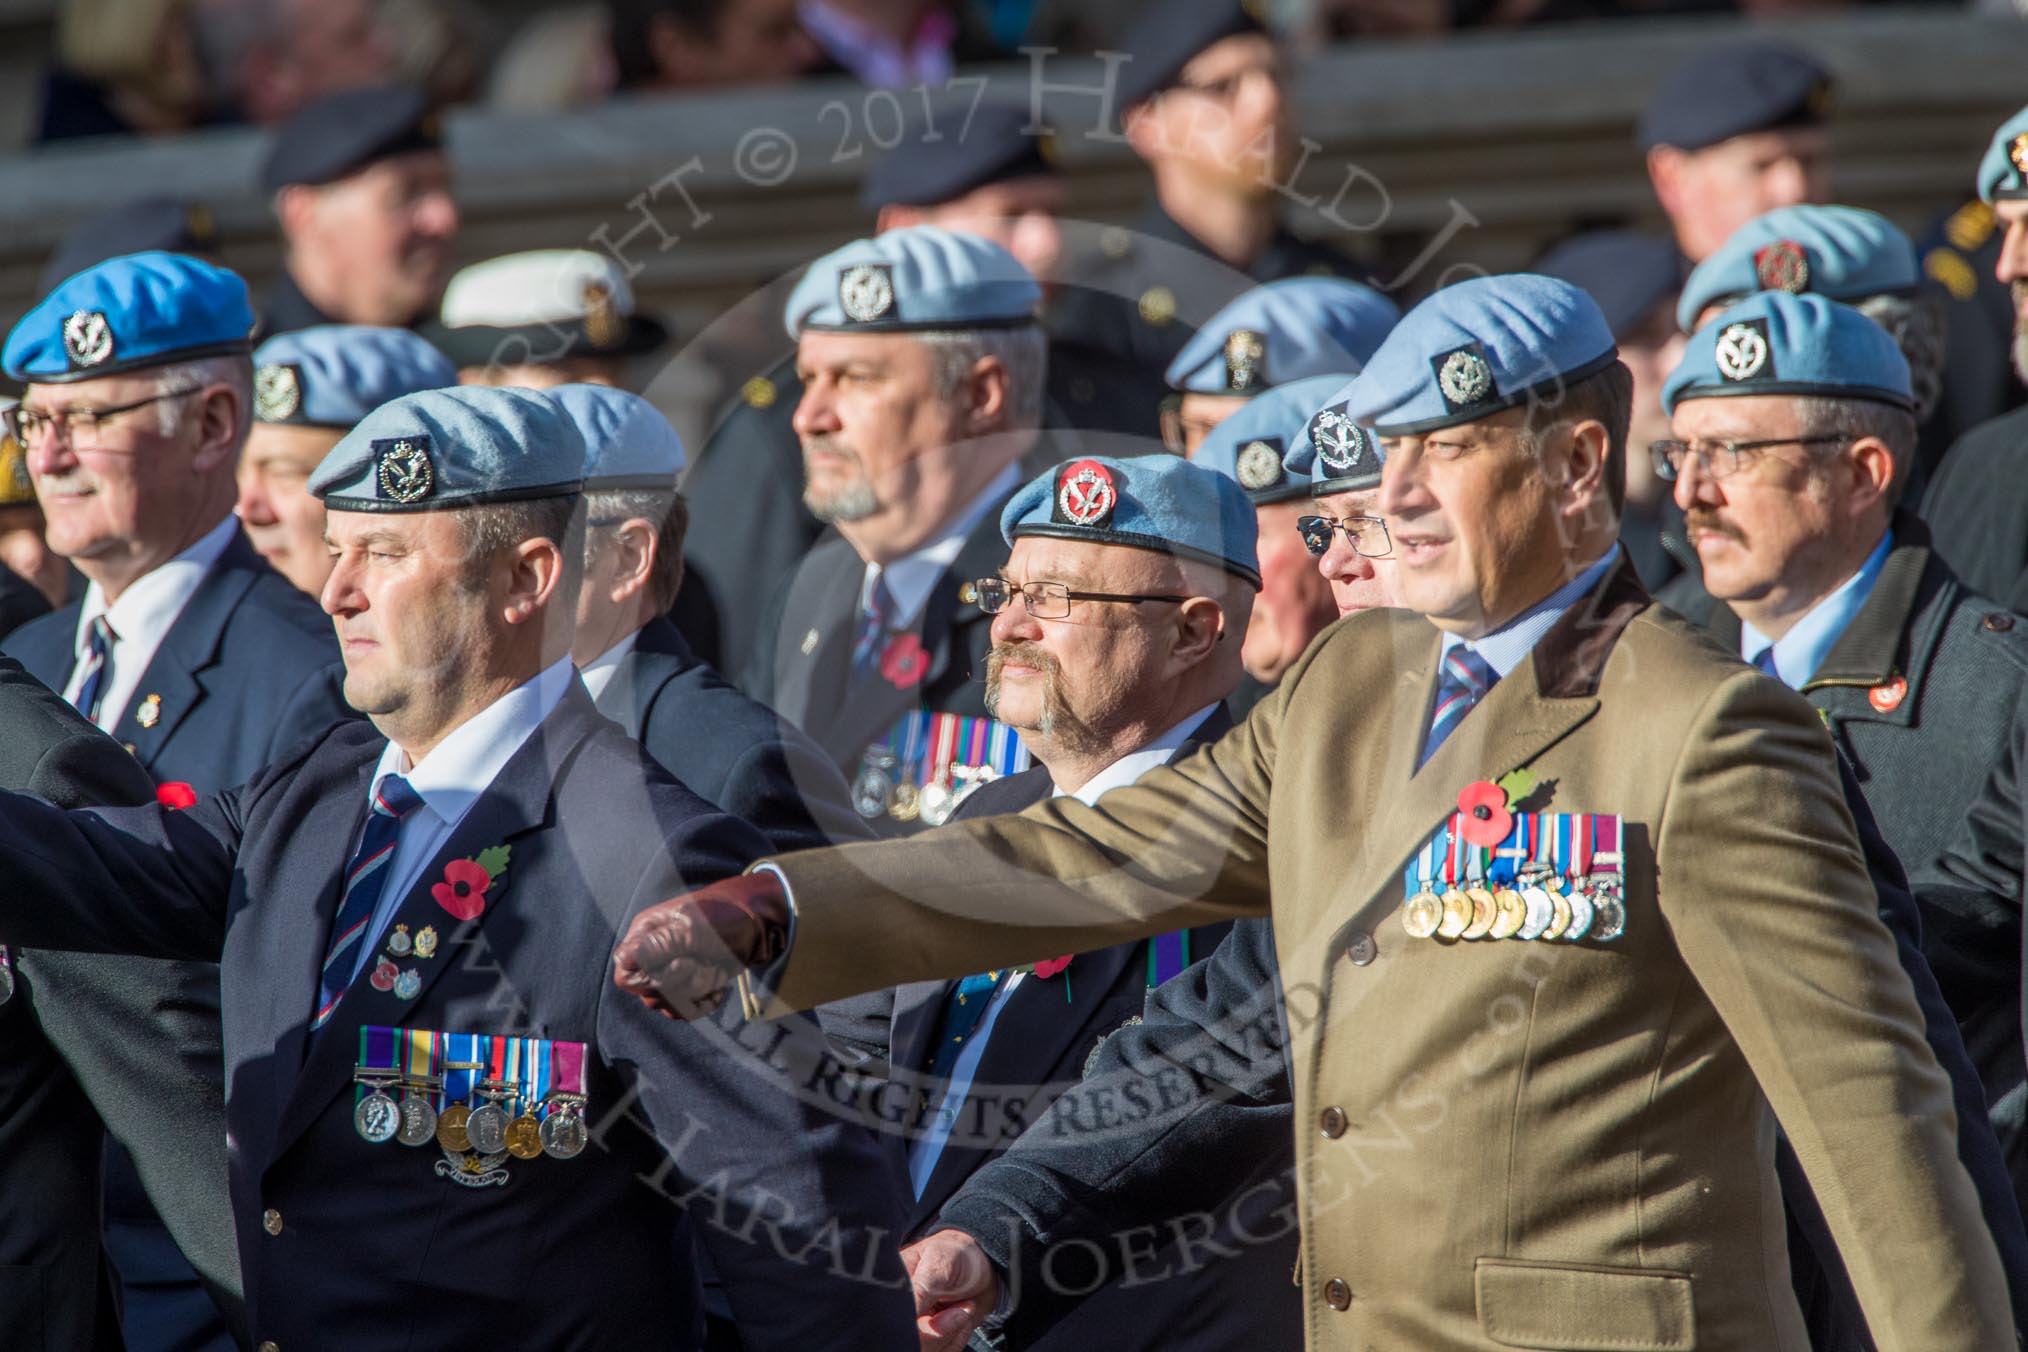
[135,693,162,729]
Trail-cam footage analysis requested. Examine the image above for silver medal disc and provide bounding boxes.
[397,1095,439,1147]
[918,780,955,827]
[354,1091,400,1144]
[466,1103,509,1157]
[540,1110,588,1160]
[850,763,894,819]
[1517,886,1553,941]
[1562,886,1595,942]
[1591,891,1627,942]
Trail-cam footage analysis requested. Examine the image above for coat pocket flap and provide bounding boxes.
[1476,1257,1695,1351]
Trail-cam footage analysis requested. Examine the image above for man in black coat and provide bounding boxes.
[0,386,915,1349]
[819,453,1298,1350]
[558,384,868,854]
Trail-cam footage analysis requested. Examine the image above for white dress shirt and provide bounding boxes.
[576,630,640,703]
[858,462,1024,629]
[346,657,576,983]
[63,514,239,731]
[905,703,1223,1195]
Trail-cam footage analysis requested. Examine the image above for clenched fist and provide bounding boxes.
[612,871,792,1018]
[904,1229,1001,1352]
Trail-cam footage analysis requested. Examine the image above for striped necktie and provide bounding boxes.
[1421,644,1496,768]
[72,615,116,724]
[851,574,898,679]
[311,775,424,1033]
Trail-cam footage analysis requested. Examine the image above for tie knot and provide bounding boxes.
[88,614,115,653]
[372,774,424,820]
[1443,645,1495,694]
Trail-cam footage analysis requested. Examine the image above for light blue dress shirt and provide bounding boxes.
[1740,529,1893,689]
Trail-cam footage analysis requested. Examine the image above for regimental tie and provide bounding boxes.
[312,776,425,1033]
[850,574,898,681]
[926,970,1005,1083]
[71,615,115,724]
[1421,644,1497,768]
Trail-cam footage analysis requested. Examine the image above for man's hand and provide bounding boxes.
[612,872,791,1018]
[903,1229,1001,1352]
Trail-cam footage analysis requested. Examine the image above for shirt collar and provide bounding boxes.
[1055,704,1221,805]
[370,657,577,828]
[1741,528,1894,689]
[576,629,640,702]
[75,514,239,658]
[1438,545,1622,680]
[861,461,1024,626]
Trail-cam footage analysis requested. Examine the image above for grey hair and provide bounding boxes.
[153,354,254,441]
[1854,291,1947,424]
[1793,395,1919,504]
[915,326,1047,432]
[583,488,688,611]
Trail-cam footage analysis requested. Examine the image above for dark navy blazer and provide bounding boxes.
[0,685,916,1351]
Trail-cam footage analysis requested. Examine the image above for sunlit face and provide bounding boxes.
[983,536,1201,759]
[1376,409,1574,637]
[1242,498,1338,683]
[1134,34,1294,192]
[237,422,342,595]
[1658,127,1829,262]
[792,331,964,522]
[915,177,1068,287]
[1993,200,2028,382]
[1668,394,1843,608]
[458,357,625,390]
[21,373,212,571]
[1307,487,1398,617]
[320,510,493,738]
[293,151,460,326]
[1173,392,1250,457]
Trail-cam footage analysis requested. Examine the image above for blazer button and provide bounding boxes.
[258,1343,280,1352]
[1986,613,2016,632]
[262,1209,283,1236]
[1323,1277,1352,1311]
[1319,1106,1347,1138]
[1345,932,1377,966]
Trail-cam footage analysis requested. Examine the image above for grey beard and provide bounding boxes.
[804,479,879,523]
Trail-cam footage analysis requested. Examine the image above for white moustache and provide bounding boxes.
[34,469,96,496]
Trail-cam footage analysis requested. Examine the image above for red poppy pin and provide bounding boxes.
[1031,956,1074,979]
[434,844,509,922]
[155,781,198,810]
[1456,768,1536,848]
[369,958,398,992]
[879,633,929,689]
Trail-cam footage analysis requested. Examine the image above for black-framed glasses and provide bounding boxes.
[1157,393,1224,456]
[1649,434,1850,484]
[8,388,201,449]
[971,578,1192,621]
[1296,514,1392,559]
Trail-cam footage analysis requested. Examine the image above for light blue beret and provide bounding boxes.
[549,384,685,490]
[1164,277,1400,395]
[1978,104,2028,205]
[5,251,253,383]
[784,225,1040,336]
[1193,374,1353,506]
[1661,290,1911,416]
[309,386,586,512]
[1284,383,1387,496]
[251,326,456,428]
[1000,454,1260,588]
[1337,274,1618,437]
[1677,206,1916,334]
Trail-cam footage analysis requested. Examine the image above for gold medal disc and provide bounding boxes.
[1543,889,1573,941]
[1437,889,1473,940]
[1461,888,1497,940]
[1400,891,1444,940]
[1489,889,1527,939]
[505,1113,544,1160]
[436,1103,473,1153]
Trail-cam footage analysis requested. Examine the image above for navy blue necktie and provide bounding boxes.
[925,970,1006,1083]
[312,776,424,1032]
[72,615,115,724]
[851,575,897,679]
[1751,646,1783,684]
[1421,644,1497,768]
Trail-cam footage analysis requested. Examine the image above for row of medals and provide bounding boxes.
[853,748,998,826]
[1399,868,1626,944]
[353,1070,588,1162]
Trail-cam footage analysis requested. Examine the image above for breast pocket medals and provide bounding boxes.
[856,713,1030,826]
[1398,773,1627,947]
[355,1027,593,1183]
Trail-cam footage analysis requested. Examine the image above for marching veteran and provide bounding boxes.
[617,273,2013,1350]
[0,387,914,1349]
[237,323,457,596]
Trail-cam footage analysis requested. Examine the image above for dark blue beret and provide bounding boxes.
[861,101,1056,213]
[41,197,217,298]
[1638,42,1832,154]
[1532,231,1684,340]
[262,85,443,194]
[1115,0,1268,109]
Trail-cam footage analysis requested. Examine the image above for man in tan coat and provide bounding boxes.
[615,275,2012,1350]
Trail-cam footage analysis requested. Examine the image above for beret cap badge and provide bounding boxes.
[1714,320,1771,382]
[2012,132,2028,179]
[1236,439,1283,490]
[375,436,435,504]
[1310,408,1368,473]
[838,263,895,323]
[62,310,113,368]
[1435,346,1494,410]
[582,281,624,350]
[1223,328,1267,391]
[1753,239,1810,294]
[1054,458,1117,529]
[255,364,302,421]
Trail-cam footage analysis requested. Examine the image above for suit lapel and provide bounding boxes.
[267,690,597,1163]
[111,532,264,771]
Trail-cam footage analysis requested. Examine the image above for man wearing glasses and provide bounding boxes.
[820,452,1296,1351]
[0,252,353,1351]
